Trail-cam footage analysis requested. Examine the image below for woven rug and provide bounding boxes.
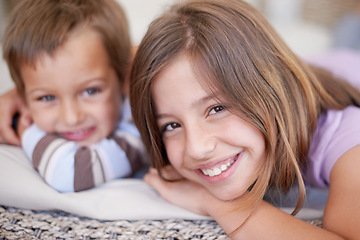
[0,205,322,240]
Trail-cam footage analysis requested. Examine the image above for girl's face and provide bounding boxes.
[152,56,266,201]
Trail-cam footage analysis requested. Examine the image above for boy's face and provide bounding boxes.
[21,28,122,146]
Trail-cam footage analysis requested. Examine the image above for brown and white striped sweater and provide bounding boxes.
[22,103,147,192]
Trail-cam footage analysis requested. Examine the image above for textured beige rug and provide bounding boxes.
[0,205,322,239]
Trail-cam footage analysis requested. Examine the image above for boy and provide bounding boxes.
[2,0,146,192]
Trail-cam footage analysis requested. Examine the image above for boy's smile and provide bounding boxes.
[152,56,266,201]
[59,126,97,141]
[21,27,122,146]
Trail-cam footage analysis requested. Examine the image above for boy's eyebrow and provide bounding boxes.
[26,87,50,95]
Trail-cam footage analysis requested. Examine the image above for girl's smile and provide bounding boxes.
[152,56,266,200]
[198,151,240,174]
[196,152,243,184]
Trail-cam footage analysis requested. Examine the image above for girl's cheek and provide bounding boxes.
[165,145,178,166]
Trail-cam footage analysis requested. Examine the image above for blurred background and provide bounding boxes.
[1,0,359,94]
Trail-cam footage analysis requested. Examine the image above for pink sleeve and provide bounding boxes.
[306,106,360,187]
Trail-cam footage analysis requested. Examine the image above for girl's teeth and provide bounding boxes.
[221,164,227,171]
[213,168,221,175]
[201,160,235,177]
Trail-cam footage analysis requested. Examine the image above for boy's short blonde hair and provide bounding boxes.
[3,0,131,98]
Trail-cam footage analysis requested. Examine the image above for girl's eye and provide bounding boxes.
[37,95,55,102]
[83,88,101,96]
[209,105,225,115]
[162,122,181,133]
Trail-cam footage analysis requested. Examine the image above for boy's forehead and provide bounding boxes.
[20,31,119,86]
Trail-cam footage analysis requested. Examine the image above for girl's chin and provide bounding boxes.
[207,186,247,202]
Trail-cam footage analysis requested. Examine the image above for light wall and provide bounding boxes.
[0,0,331,95]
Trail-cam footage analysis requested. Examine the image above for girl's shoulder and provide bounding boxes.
[318,105,360,135]
[305,106,360,187]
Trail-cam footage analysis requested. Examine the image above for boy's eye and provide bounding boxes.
[162,122,181,132]
[209,105,225,115]
[37,95,55,102]
[83,88,101,96]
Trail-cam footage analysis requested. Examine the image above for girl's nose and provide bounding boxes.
[185,124,216,160]
[61,100,85,126]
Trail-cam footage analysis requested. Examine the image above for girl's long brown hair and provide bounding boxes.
[130,0,360,214]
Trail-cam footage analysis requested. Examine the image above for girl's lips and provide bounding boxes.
[60,126,96,141]
[197,152,242,183]
[201,156,237,177]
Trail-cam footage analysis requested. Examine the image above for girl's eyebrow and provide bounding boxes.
[156,111,172,120]
[192,90,222,108]
[191,94,216,108]
[156,93,220,120]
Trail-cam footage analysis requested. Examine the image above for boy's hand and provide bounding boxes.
[0,89,31,146]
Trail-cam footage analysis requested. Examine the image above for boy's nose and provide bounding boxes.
[61,101,85,126]
[185,124,216,160]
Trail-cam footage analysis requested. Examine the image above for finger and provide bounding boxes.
[144,172,172,196]
[144,172,188,198]
[0,115,21,146]
[0,128,21,146]
[144,173,209,215]
[0,89,23,146]
[0,135,6,144]
[161,165,184,180]
[148,167,157,174]
[143,172,161,187]
[148,166,184,181]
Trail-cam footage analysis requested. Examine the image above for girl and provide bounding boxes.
[130,0,360,239]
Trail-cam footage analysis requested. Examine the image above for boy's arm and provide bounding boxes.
[22,124,146,193]
[111,96,148,172]
[22,124,78,192]
[106,130,147,176]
